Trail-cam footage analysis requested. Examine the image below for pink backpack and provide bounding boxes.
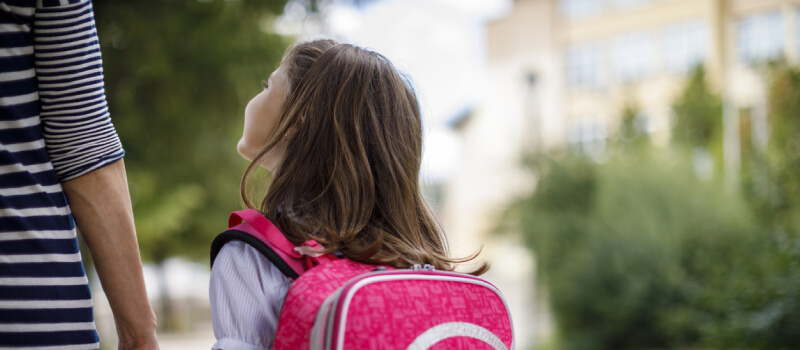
[211,209,515,350]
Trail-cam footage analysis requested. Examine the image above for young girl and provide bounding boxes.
[209,39,486,350]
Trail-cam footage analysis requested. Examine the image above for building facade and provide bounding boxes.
[443,0,800,344]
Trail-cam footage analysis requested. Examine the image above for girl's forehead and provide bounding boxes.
[273,64,290,80]
[272,64,289,79]
[271,63,285,75]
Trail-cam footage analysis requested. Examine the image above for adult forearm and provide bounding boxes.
[62,159,159,350]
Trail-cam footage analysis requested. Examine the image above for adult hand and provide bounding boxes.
[118,331,160,350]
[62,160,159,349]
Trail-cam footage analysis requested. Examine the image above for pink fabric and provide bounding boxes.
[229,210,301,258]
[228,210,338,276]
[336,273,513,349]
[228,210,514,349]
[274,260,513,350]
[429,339,500,349]
[227,219,307,277]
[274,259,383,349]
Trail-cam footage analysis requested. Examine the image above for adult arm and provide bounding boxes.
[33,0,158,348]
[62,159,159,349]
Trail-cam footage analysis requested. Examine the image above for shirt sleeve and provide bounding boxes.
[210,241,292,350]
[33,0,125,181]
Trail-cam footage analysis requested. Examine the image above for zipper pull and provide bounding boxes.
[412,264,436,271]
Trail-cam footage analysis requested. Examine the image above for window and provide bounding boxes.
[560,0,603,20]
[613,32,655,83]
[568,119,607,158]
[609,0,650,10]
[566,42,606,89]
[796,9,800,58]
[736,11,784,63]
[561,0,657,18]
[634,110,666,134]
[664,20,710,73]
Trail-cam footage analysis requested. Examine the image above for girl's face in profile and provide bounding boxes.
[238,64,290,172]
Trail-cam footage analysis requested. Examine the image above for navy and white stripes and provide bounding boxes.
[1,0,123,348]
[34,0,123,181]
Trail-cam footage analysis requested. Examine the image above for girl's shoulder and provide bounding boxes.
[210,241,292,349]
[211,241,292,293]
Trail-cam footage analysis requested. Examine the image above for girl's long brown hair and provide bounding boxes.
[242,39,487,275]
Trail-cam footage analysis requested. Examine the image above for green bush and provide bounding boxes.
[503,64,800,349]
[503,147,789,349]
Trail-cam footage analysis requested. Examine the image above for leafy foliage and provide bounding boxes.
[505,149,759,349]
[671,66,722,149]
[503,65,800,349]
[750,65,800,231]
[93,0,291,263]
[616,102,648,146]
[731,64,800,348]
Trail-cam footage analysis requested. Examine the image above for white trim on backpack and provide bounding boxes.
[331,273,515,350]
[406,322,508,350]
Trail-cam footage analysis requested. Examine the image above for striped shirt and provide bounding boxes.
[0,0,124,348]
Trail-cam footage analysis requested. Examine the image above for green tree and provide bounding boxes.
[730,64,800,348]
[93,0,291,330]
[753,64,800,231]
[671,66,723,150]
[616,101,648,146]
[503,148,757,350]
[502,64,800,349]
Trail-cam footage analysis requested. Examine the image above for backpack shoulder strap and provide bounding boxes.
[211,209,341,280]
[228,209,301,258]
[210,229,300,280]
[210,209,308,280]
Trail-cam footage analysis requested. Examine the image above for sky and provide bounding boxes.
[277,0,512,181]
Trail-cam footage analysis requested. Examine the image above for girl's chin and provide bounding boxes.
[236,140,283,172]
[236,140,259,162]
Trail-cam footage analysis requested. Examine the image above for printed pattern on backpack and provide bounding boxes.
[213,209,515,350]
[275,259,380,349]
[310,269,514,350]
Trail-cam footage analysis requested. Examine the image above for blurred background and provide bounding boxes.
[85,0,800,348]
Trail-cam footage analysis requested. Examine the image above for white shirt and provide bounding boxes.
[209,241,292,350]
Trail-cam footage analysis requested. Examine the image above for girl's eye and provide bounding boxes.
[262,79,269,90]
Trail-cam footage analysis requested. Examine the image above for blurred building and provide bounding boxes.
[443,0,800,344]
